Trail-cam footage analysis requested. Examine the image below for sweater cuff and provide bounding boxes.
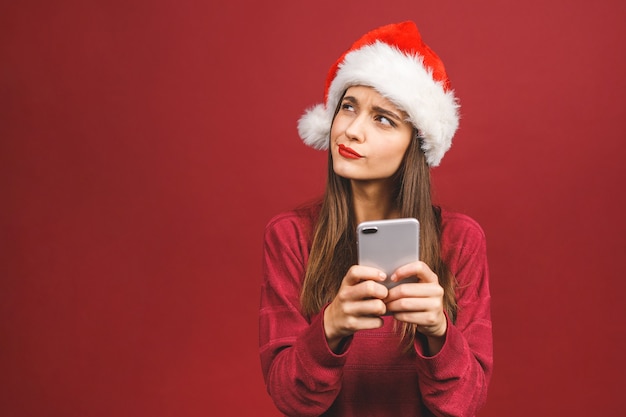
[413,314,470,381]
[295,305,351,372]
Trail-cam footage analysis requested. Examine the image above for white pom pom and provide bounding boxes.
[297,104,332,150]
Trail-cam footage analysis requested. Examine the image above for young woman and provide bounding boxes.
[259,21,492,417]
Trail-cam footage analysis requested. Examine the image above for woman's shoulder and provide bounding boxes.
[265,199,322,237]
[439,207,487,250]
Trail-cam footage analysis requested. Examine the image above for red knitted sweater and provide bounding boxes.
[259,202,492,416]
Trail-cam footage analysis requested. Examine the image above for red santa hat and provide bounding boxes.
[297,21,459,167]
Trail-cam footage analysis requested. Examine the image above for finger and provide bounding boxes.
[342,298,387,317]
[343,264,387,286]
[327,304,385,335]
[346,316,385,332]
[385,293,442,313]
[385,282,443,302]
[392,312,447,337]
[341,279,388,301]
[390,261,438,284]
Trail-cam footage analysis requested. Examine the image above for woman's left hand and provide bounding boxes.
[384,261,447,339]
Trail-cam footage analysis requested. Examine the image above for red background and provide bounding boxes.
[2,1,625,415]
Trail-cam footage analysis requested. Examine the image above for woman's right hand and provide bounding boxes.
[323,265,389,352]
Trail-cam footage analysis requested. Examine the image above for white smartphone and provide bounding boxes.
[357,218,420,289]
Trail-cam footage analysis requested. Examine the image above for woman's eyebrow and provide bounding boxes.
[342,96,403,122]
[372,105,402,122]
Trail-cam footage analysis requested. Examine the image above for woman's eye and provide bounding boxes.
[341,103,354,112]
[376,115,395,127]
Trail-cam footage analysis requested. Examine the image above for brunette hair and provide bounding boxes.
[300,115,457,343]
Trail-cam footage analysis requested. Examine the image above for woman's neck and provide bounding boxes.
[351,179,399,224]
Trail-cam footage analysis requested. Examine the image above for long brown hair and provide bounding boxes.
[300,118,457,343]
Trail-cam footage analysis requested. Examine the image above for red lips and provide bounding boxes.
[338,144,362,159]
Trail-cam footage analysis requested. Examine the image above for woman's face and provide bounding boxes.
[330,86,413,183]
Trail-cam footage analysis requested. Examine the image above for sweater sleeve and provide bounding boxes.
[259,212,348,417]
[412,214,493,417]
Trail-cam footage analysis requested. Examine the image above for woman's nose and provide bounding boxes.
[344,115,366,142]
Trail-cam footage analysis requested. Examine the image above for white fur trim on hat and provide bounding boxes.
[298,41,459,167]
